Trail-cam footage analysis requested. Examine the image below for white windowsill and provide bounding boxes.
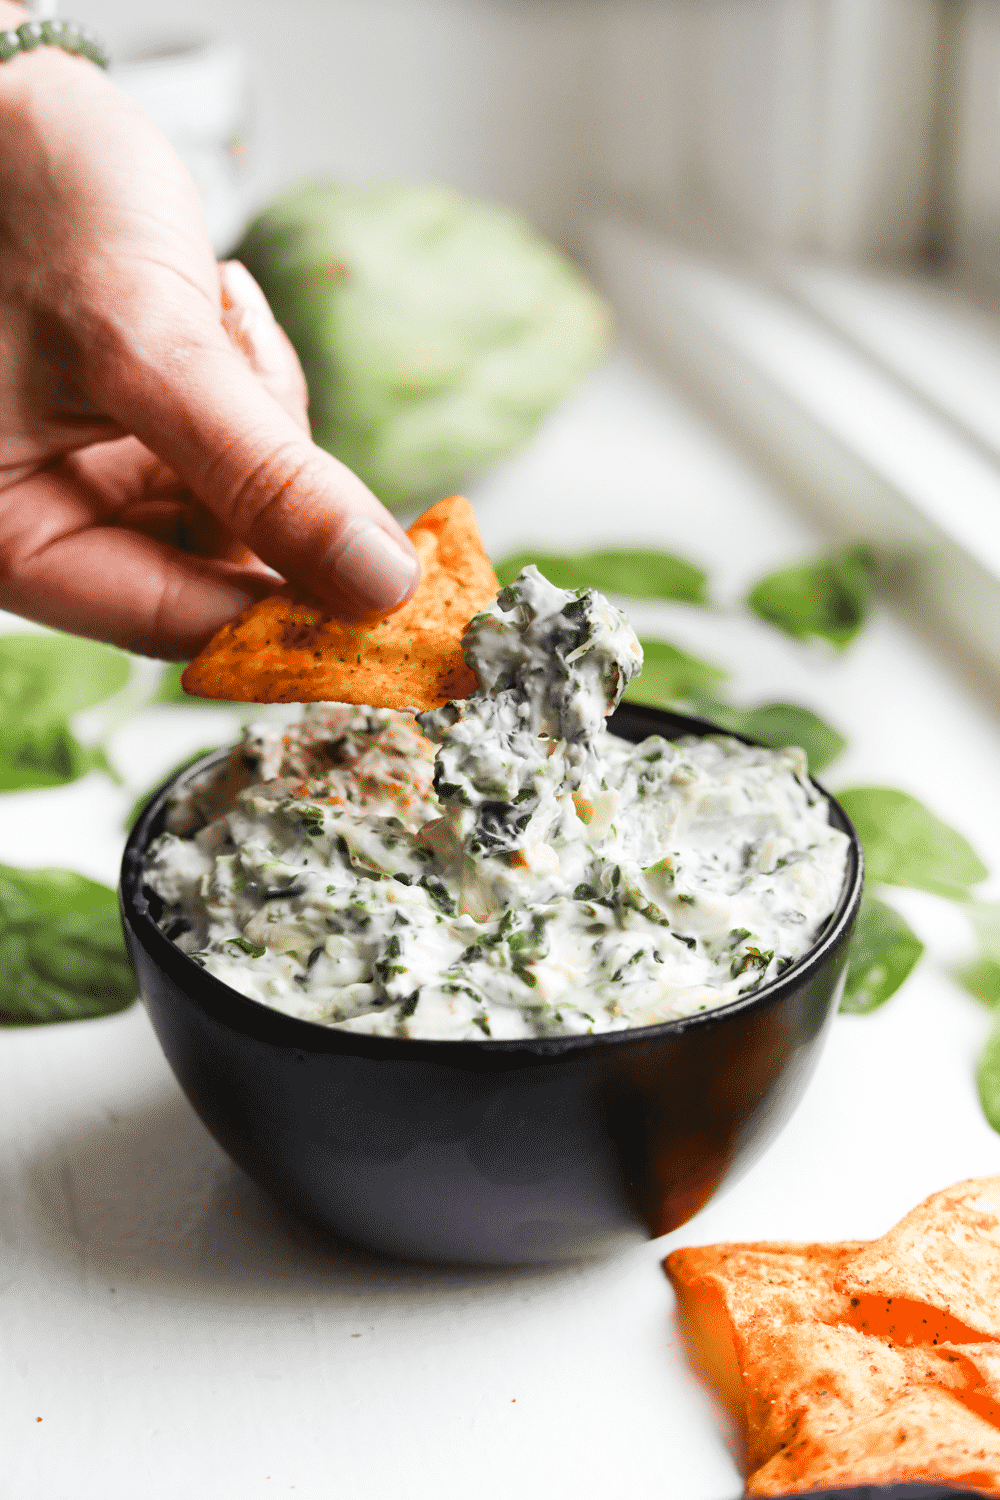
[586,217,1000,701]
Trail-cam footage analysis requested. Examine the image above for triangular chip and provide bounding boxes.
[837,1177,1000,1341]
[666,1242,878,1468]
[182,495,500,708]
[748,1383,1000,1495]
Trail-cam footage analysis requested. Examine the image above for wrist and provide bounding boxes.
[0,3,30,26]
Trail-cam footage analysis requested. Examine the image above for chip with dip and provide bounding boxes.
[145,550,849,1040]
[181,494,500,709]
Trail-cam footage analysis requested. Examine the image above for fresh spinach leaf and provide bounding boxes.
[495,549,707,603]
[695,700,846,774]
[0,722,94,792]
[957,956,1000,1009]
[955,903,1000,1007]
[0,633,131,722]
[747,545,875,649]
[0,634,131,791]
[840,895,924,1014]
[836,786,987,900]
[0,865,137,1024]
[977,1011,1000,1134]
[622,639,726,707]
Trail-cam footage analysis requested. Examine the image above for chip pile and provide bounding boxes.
[182,495,500,709]
[666,1177,1000,1494]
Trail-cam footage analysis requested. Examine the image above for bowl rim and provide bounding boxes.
[120,702,864,1064]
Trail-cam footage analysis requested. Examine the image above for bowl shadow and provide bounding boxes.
[21,1080,600,1306]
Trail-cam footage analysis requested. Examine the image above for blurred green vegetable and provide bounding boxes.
[496,549,707,603]
[0,634,130,791]
[748,545,875,649]
[840,895,924,1014]
[238,182,611,512]
[622,638,727,707]
[0,865,136,1023]
[837,786,987,900]
[695,700,846,774]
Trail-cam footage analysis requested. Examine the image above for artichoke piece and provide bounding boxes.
[237,182,612,512]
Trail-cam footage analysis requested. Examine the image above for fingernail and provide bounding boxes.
[200,583,261,626]
[332,520,419,609]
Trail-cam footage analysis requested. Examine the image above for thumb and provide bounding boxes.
[96,300,420,619]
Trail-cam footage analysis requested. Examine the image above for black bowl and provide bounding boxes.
[120,705,863,1265]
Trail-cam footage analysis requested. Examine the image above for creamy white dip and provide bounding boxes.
[144,568,849,1040]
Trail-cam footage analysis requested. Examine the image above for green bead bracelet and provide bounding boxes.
[0,18,108,68]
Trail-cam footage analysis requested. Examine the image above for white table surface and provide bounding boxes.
[2,348,999,1500]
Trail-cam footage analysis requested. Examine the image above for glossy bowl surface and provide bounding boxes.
[120,705,863,1264]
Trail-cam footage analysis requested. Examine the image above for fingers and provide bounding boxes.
[93,276,420,620]
[0,463,277,658]
[219,261,309,433]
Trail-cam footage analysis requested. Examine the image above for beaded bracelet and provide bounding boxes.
[0,18,108,68]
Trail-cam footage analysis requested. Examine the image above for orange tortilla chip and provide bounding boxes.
[667,1179,1000,1495]
[182,495,500,709]
[837,1177,1000,1341]
[666,1243,872,1468]
[748,1383,1000,1495]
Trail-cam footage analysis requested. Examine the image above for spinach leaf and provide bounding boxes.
[0,634,131,791]
[622,639,727,707]
[695,700,846,774]
[0,723,94,792]
[977,1011,1000,1134]
[0,865,137,1024]
[840,895,924,1014]
[957,956,1000,1009]
[747,545,875,649]
[836,786,987,900]
[0,633,131,721]
[955,903,1000,1007]
[495,549,707,603]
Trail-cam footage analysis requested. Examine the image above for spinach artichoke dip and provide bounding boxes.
[144,569,849,1041]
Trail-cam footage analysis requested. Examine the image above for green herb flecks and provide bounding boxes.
[495,549,707,604]
[840,895,924,1014]
[227,936,266,959]
[747,544,875,649]
[0,865,137,1024]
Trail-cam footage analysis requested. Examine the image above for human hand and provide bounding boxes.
[0,7,420,659]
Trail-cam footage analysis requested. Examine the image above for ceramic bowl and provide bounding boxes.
[119,704,863,1265]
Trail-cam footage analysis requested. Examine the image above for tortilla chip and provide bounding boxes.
[666,1243,872,1468]
[837,1177,1000,1341]
[182,496,500,709]
[748,1383,1000,1495]
[940,1344,1000,1429]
